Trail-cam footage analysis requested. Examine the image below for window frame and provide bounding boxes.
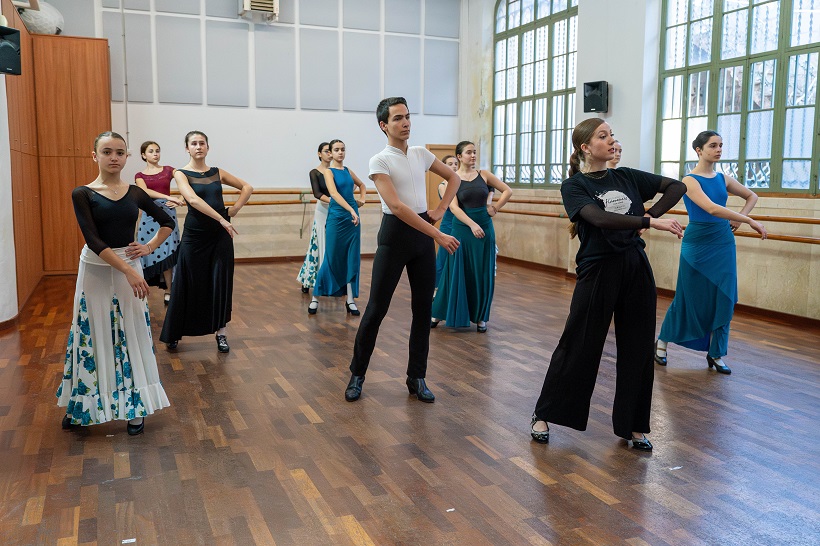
[656,0,820,196]
[492,0,579,189]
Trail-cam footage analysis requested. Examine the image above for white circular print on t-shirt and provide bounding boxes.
[596,191,632,215]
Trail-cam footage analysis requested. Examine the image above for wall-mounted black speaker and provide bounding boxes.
[0,26,21,76]
[583,81,608,113]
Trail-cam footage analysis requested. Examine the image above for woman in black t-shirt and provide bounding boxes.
[58,131,175,436]
[529,118,686,451]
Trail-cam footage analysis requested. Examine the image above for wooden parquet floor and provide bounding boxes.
[1,259,818,545]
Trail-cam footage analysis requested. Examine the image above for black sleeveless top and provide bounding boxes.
[457,172,490,209]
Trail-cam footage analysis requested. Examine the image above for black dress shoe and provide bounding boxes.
[530,413,549,443]
[301,285,310,294]
[345,374,365,401]
[216,334,230,353]
[164,293,171,306]
[345,302,360,316]
[654,341,667,366]
[166,340,178,350]
[127,418,145,436]
[61,414,75,430]
[308,301,318,315]
[430,318,440,329]
[477,322,487,333]
[707,355,731,374]
[406,377,435,403]
[630,434,653,451]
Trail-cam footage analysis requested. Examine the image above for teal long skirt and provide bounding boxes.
[314,198,360,298]
[658,221,738,351]
[431,207,496,327]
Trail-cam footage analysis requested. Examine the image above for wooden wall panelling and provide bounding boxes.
[32,36,74,157]
[21,29,38,155]
[70,39,112,156]
[12,152,44,306]
[39,156,80,272]
[424,144,457,215]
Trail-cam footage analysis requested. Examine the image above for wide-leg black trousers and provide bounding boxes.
[534,246,656,439]
[350,213,436,378]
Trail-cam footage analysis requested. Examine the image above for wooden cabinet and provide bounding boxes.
[31,35,111,272]
[10,152,44,303]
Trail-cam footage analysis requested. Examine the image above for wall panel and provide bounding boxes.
[423,39,458,116]
[47,0,96,37]
[40,156,81,272]
[156,16,203,104]
[206,21,250,107]
[71,39,113,154]
[343,32,380,112]
[300,0,338,27]
[344,0,380,31]
[33,37,74,156]
[384,36,421,113]
[255,25,297,109]
[425,0,460,38]
[385,0,421,34]
[299,29,339,110]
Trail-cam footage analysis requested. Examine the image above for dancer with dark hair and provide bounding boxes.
[159,131,254,353]
[58,131,174,435]
[297,142,332,293]
[530,118,686,451]
[135,140,184,304]
[311,139,367,315]
[655,131,766,375]
[606,140,622,169]
[344,97,461,403]
[431,141,512,332]
[434,154,458,290]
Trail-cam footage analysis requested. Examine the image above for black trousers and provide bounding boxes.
[534,246,656,439]
[350,213,436,378]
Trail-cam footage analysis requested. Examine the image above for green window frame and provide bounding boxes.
[492,0,579,188]
[657,0,820,195]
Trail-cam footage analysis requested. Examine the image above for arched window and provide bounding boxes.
[493,0,578,187]
[658,0,820,194]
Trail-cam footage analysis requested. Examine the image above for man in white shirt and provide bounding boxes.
[345,97,461,403]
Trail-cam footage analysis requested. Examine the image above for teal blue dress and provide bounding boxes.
[314,167,360,298]
[659,173,737,357]
[431,173,495,327]
[434,207,454,286]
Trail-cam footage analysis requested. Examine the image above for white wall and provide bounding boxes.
[0,76,18,322]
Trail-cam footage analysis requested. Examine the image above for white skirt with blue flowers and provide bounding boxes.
[57,245,170,425]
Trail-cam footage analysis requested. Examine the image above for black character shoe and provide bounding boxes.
[216,334,230,353]
[345,374,365,402]
[164,293,171,306]
[707,355,731,375]
[127,418,145,436]
[530,413,549,443]
[476,321,488,333]
[61,414,75,430]
[654,341,667,366]
[630,434,653,451]
[345,302,360,316]
[430,318,441,329]
[406,377,435,403]
[301,285,310,294]
[166,340,178,350]
[308,300,318,315]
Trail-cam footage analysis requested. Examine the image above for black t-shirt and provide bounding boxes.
[561,167,663,270]
[72,185,175,256]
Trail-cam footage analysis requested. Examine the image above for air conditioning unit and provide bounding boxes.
[239,0,279,23]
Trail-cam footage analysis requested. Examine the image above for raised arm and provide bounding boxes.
[220,169,254,217]
[645,177,687,219]
[373,173,459,254]
[428,159,461,223]
[483,170,512,215]
[135,175,185,208]
[724,176,765,237]
[127,187,175,261]
[348,168,368,206]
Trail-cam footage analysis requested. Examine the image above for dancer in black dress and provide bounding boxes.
[159,131,254,353]
[530,118,685,451]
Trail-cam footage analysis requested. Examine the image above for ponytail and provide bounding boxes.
[568,149,582,177]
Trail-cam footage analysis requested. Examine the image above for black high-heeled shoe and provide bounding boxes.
[406,377,435,402]
[345,374,365,401]
[530,414,549,443]
[654,341,667,366]
[216,334,230,353]
[629,434,653,451]
[345,302,360,316]
[707,355,731,375]
[127,418,145,436]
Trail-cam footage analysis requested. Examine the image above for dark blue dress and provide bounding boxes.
[314,167,361,298]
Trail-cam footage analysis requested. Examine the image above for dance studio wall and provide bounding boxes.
[0,76,17,322]
[46,0,463,187]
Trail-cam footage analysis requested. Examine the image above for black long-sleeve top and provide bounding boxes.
[72,185,174,256]
[561,167,686,271]
[309,168,330,200]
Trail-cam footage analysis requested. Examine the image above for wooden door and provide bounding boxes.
[70,38,112,157]
[12,152,44,305]
[40,156,81,272]
[32,36,74,156]
[424,144,457,218]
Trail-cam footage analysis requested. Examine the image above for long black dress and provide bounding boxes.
[160,168,233,343]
